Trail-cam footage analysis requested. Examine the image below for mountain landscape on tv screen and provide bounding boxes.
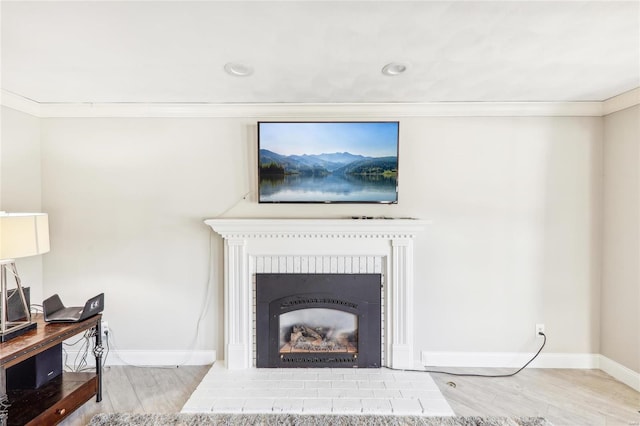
[258,149,398,203]
[259,149,397,177]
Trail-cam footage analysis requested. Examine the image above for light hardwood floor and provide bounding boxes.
[429,368,639,426]
[60,365,211,425]
[60,365,639,426]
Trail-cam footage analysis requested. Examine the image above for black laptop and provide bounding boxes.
[43,293,104,323]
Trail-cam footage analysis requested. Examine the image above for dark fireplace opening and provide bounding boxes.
[256,273,381,368]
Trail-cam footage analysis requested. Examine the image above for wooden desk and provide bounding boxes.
[0,314,103,426]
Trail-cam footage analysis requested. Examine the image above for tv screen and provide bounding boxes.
[258,121,399,204]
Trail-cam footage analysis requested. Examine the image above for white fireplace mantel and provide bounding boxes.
[205,218,428,370]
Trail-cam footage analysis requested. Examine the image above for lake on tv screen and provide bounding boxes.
[259,174,397,203]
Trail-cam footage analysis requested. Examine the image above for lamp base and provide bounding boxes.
[1,261,35,342]
[0,321,37,342]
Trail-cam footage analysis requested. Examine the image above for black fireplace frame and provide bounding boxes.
[256,273,382,368]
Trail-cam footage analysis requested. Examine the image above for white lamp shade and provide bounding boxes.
[0,213,50,260]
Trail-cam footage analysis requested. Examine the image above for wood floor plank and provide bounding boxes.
[104,365,145,413]
[124,366,186,413]
[150,368,197,412]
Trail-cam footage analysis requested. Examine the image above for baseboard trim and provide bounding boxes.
[420,350,640,390]
[64,349,216,367]
[420,351,600,369]
[599,355,640,392]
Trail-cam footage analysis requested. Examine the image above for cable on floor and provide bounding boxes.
[386,332,547,378]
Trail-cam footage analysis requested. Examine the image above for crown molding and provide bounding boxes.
[1,90,606,118]
[0,91,42,117]
[602,87,640,115]
[39,101,604,118]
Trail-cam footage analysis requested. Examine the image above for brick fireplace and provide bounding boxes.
[205,218,426,370]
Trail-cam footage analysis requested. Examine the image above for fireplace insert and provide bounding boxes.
[256,273,381,368]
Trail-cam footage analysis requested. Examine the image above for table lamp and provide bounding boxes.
[0,212,50,342]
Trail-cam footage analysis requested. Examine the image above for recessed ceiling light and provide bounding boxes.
[224,62,254,77]
[381,62,407,76]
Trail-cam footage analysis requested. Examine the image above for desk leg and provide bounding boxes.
[0,368,6,426]
[93,320,103,403]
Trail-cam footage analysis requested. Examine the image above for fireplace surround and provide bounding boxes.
[205,218,427,370]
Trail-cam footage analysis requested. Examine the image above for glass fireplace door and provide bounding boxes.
[279,308,358,354]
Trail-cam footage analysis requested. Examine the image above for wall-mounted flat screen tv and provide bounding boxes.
[258,121,399,204]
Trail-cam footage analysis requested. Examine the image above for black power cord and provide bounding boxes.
[386,332,547,378]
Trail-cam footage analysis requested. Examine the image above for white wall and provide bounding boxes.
[39,114,603,364]
[0,106,45,306]
[602,105,640,373]
[408,117,602,357]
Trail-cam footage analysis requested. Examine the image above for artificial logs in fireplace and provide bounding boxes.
[256,273,382,368]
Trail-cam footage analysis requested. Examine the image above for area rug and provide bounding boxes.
[89,413,553,426]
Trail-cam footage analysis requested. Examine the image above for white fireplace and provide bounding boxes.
[205,218,427,370]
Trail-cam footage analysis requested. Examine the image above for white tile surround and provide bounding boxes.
[182,363,454,416]
[205,218,428,370]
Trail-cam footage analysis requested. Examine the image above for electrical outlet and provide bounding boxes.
[101,320,109,339]
[535,323,545,336]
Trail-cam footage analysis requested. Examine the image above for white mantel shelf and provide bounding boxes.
[205,217,429,370]
[205,218,429,238]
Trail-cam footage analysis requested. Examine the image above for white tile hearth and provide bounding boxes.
[181,363,454,416]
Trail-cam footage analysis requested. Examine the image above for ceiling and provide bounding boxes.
[2,1,639,104]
